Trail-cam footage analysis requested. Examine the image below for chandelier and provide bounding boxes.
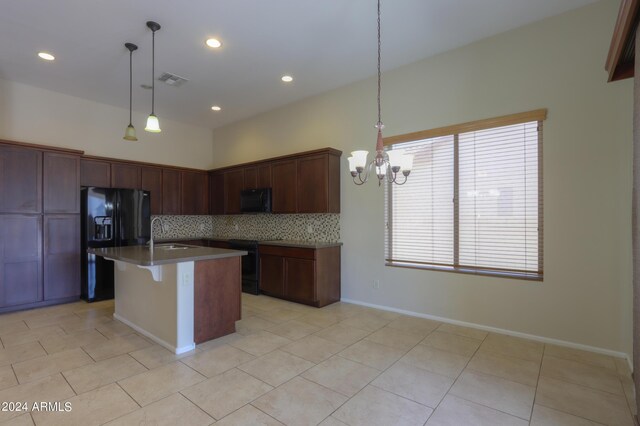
[348,0,413,186]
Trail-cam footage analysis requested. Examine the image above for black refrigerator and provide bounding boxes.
[81,187,150,302]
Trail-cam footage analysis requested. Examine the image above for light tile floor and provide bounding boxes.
[0,294,634,425]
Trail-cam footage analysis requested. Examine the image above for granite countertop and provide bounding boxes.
[259,240,343,249]
[88,244,247,266]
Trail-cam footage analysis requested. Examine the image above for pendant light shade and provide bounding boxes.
[145,114,161,132]
[123,42,138,141]
[145,21,161,133]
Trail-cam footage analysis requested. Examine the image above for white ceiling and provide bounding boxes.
[1,0,595,130]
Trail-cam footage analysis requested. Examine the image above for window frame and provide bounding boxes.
[384,109,546,281]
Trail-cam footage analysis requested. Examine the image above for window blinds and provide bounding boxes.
[385,113,543,279]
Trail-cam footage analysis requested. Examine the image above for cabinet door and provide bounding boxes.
[181,171,209,215]
[259,254,285,296]
[271,160,297,213]
[141,167,163,215]
[285,257,316,303]
[44,215,80,300]
[162,169,181,215]
[257,164,272,188]
[0,146,42,214]
[224,169,244,214]
[80,159,111,188]
[243,167,258,190]
[209,173,224,215]
[44,152,80,214]
[0,215,42,307]
[111,163,141,189]
[297,154,329,213]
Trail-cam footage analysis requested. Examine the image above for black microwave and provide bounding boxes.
[240,188,272,213]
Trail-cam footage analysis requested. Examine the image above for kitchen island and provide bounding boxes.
[88,244,246,354]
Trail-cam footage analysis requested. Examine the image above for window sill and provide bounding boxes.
[385,261,543,282]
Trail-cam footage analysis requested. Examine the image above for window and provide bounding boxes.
[385,110,545,280]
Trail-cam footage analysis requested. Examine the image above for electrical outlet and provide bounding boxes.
[307,225,314,233]
[234,224,239,231]
[373,279,380,289]
[199,224,205,231]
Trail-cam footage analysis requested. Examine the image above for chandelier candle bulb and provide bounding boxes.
[351,151,369,170]
[386,150,404,172]
[347,157,357,175]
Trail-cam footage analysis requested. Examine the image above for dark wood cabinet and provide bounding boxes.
[224,169,244,214]
[44,215,80,300]
[259,244,341,307]
[0,215,42,307]
[257,164,272,188]
[181,171,209,215]
[44,152,80,214]
[209,173,224,215]
[162,169,181,215]
[0,146,42,214]
[141,167,163,215]
[259,254,285,297]
[244,167,258,190]
[271,160,297,213]
[111,162,141,189]
[80,159,111,188]
[297,153,340,213]
[208,148,341,215]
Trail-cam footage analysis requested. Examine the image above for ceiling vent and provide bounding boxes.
[158,72,189,87]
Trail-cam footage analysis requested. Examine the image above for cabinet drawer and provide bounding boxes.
[259,245,315,260]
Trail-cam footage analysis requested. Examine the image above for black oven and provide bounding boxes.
[228,239,260,295]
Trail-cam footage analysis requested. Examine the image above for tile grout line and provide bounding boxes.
[115,381,142,409]
[527,342,544,424]
[423,327,490,423]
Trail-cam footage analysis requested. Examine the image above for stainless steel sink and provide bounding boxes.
[155,244,191,250]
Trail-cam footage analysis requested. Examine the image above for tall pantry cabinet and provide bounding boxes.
[0,142,82,312]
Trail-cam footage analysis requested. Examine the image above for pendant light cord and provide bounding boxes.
[151,29,155,115]
[129,49,133,126]
[377,0,382,127]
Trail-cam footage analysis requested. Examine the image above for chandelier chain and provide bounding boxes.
[377,0,382,127]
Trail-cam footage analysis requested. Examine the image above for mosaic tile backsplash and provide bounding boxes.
[152,213,340,242]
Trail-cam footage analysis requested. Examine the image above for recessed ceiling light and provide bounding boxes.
[38,52,55,61]
[281,75,293,82]
[205,38,222,48]
[211,105,221,111]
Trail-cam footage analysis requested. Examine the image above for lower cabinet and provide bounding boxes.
[44,215,80,300]
[259,244,340,307]
[0,215,42,307]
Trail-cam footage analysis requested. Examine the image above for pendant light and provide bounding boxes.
[348,0,413,186]
[123,42,138,141]
[145,21,161,133]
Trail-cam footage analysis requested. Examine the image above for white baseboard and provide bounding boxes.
[340,297,632,371]
[113,313,196,355]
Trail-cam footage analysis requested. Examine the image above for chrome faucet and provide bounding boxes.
[149,217,164,252]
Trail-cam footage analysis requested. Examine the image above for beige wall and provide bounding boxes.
[0,78,213,169]
[212,1,634,356]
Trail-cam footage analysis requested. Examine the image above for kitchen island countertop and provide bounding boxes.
[88,244,246,266]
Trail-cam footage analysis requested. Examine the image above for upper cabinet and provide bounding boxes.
[111,162,141,189]
[162,169,181,215]
[0,146,42,214]
[297,153,340,213]
[44,152,80,214]
[181,171,209,215]
[208,148,341,215]
[224,169,245,214]
[141,167,163,215]
[80,159,111,188]
[209,173,224,215]
[271,159,297,213]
